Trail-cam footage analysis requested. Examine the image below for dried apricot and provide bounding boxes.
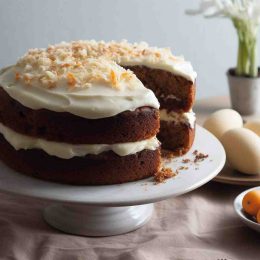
[242,190,260,216]
[257,209,260,224]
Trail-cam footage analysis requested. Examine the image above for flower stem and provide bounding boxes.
[233,18,258,77]
[236,39,247,76]
[249,40,258,77]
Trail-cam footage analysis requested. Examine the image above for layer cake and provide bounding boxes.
[0,40,197,184]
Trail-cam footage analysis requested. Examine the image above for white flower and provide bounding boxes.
[186,0,260,24]
[186,1,260,77]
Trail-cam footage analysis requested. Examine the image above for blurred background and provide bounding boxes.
[0,0,259,99]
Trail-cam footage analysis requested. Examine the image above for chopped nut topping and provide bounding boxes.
[110,70,117,87]
[67,72,77,87]
[15,72,20,81]
[13,40,184,90]
[23,74,32,86]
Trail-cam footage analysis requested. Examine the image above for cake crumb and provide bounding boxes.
[178,166,189,171]
[194,152,208,163]
[192,150,198,156]
[182,158,190,164]
[154,167,176,184]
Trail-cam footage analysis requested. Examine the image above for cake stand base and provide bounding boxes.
[0,126,226,237]
[44,203,154,236]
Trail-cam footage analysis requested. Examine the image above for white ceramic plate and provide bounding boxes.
[0,125,226,206]
[214,165,260,186]
[234,187,260,233]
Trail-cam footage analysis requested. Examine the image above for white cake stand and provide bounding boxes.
[0,126,225,236]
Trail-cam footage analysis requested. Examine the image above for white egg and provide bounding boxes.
[221,128,260,175]
[203,109,243,140]
[244,120,260,136]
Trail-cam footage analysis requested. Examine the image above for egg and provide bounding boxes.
[221,128,260,175]
[244,120,260,136]
[203,109,243,140]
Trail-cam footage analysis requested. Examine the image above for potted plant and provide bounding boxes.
[186,0,260,115]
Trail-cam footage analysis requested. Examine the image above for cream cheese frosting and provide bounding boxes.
[160,109,196,128]
[0,57,159,119]
[0,40,196,119]
[49,40,197,82]
[0,123,160,159]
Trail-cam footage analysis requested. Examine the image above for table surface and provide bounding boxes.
[0,96,260,260]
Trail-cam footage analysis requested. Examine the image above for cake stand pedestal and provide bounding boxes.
[44,204,153,236]
[0,126,225,236]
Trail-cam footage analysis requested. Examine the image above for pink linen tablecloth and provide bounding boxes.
[0,182,259,260]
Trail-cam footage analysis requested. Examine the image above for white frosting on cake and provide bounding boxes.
[160,109,196,128]
[0,58,159,119]
[50,40,197,82]
[0,40,197,119]
[0,123,160,159]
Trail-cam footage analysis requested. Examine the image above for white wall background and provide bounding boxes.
[0,0,259,99]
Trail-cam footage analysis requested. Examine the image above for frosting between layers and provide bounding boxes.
[0,123,160,159]
[0,65,159,119]
[160,109,196,128]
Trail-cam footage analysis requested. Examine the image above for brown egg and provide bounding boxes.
[244,120,260,136]
[221,128,260,175]
[203,109,243,140]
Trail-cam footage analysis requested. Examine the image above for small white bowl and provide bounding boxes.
[234,186,260,233]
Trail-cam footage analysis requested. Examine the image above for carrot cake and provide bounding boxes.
[0,51,160,185]
[0,40,197,185]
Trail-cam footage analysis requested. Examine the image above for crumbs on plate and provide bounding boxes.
[178,166,189,171]
[154,167,177,184]
[194,152,209,163]
[156,149,209,184]
[182,158,191,164]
